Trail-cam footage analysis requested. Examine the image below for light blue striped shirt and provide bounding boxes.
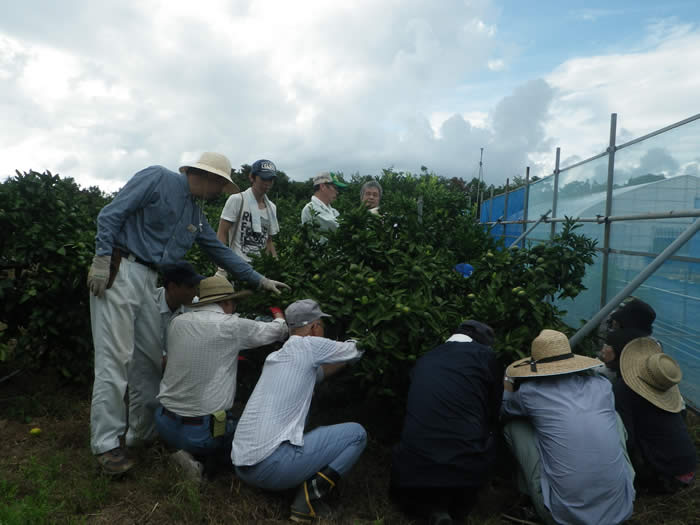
[95,165,261,283]
[502,374,635,525]
[232,335,362,466]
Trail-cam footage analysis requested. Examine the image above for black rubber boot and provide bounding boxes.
[290,467,341,523]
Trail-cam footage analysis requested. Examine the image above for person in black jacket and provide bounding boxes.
[390,320,501,525]
[599,297,656,380]
[615,337,696,493]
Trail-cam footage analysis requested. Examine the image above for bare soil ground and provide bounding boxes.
[1,370,698,525]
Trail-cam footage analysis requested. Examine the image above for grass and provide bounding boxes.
[1,370,698,524]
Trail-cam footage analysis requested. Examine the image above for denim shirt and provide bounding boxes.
[95,165,261,284]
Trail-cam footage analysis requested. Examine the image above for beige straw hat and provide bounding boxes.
[506,329,603,378]
[619,337,683,413]
[179,152,240,195]
[190,275,252,306]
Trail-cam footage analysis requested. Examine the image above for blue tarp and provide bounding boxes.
[480,187,525,246]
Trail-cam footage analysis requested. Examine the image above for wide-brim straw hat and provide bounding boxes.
[619,337,683,413]
[506,329,603,378]
[179,152,240,195]
[190,275,252,306]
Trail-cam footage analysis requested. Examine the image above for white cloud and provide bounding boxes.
[1,0,508,189]
[544,20,700,171]
[487,58,505,71]
[1,4,698,193]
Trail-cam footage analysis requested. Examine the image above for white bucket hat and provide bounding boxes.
[179,152,240,195]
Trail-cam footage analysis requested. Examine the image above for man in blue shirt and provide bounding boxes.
[87,152,289,475]
[502,329,635,525]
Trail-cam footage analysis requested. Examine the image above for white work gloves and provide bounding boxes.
[87,255,111,297]
[259,277,290,295]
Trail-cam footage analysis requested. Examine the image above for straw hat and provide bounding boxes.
[506,329,603,378]
[619,337,683,413]
[179,152,240,195]
[190,275,252,306]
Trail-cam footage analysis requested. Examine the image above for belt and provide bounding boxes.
[115,247,157,271]
[161,407,206,425]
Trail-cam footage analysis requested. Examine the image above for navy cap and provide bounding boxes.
[610,298,655,333]
[251,159,277,180]
[457,320,495,347]
[160,261,206,286]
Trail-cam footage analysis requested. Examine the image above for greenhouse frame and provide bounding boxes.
[480,113,700,409]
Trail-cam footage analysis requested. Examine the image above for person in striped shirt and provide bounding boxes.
[232,299,366,523]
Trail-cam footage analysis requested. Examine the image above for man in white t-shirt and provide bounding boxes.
[300,172,348,232]
[217,159,280,265]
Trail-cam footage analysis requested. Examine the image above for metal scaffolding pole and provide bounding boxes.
[569,217,700,349]
[509,210,552,248]
[476,147,484,218]
[503,178,510,240]
[600,113,618,308]
[522,166,530,245]
[550,147,560,239]
[483,209,700,225]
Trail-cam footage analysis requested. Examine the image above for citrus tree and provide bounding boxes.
[0,171,109,382]
[0,168,597,395]
[235,170,597,398]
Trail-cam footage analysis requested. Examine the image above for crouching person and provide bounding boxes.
[615,337,696,492]
[390,320,501,524]
[502,329,635,525]
[232,299,366,523]
[154,275,288,480]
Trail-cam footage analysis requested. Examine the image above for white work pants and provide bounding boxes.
[89,258,161,454]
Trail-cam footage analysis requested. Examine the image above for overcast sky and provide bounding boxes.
[2,1,699,191]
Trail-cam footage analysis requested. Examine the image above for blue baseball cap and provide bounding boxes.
[251,159,277,180]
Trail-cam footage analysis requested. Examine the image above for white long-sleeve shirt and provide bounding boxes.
[232,335,362,466]
[157,303,287,416]
[300,196,340,232]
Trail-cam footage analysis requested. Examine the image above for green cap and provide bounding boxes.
[313,171,348,188]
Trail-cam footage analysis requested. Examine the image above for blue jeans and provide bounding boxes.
[154,405,237,459]
[235,423,367,490]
